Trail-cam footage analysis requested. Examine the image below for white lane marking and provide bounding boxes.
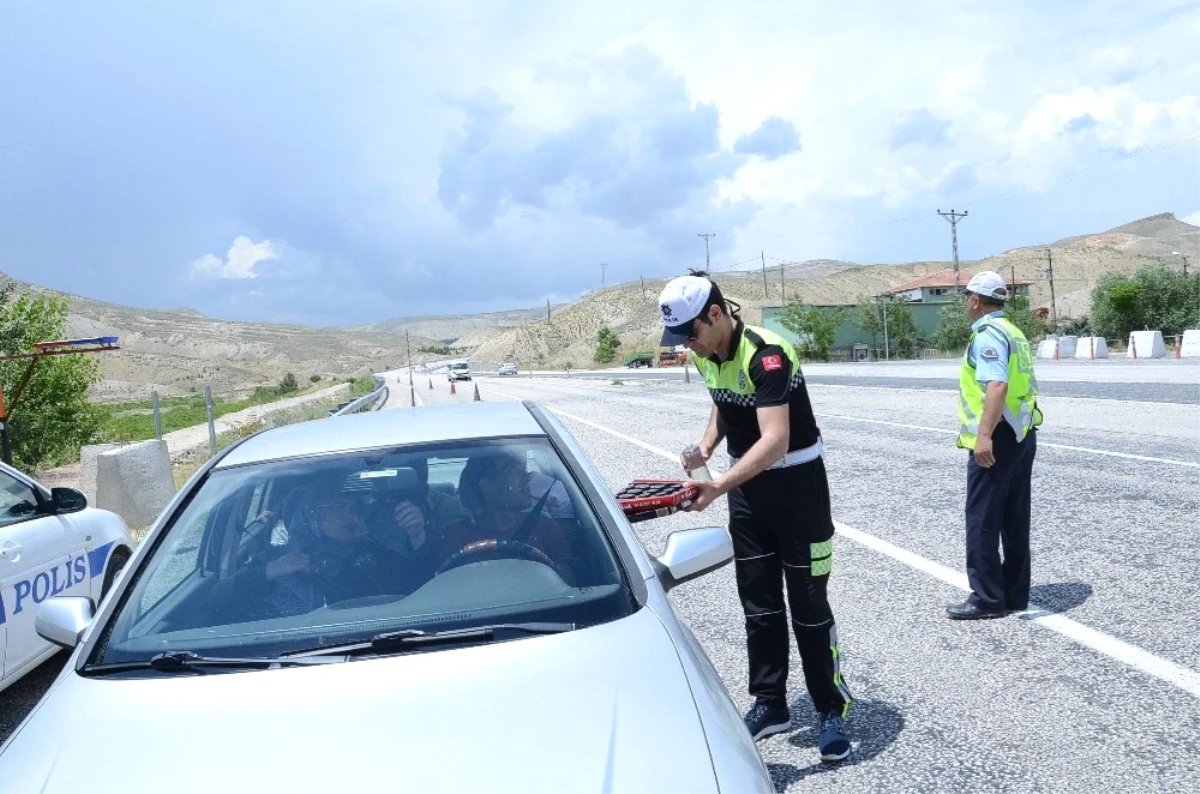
[540,404,1200,699]
[812,412,1200,468]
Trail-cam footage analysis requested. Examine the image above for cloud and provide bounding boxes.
[889,109,951,149]
[1062,114,1098,134]
[734,117,801,161]
[436,46,750,237]
[191,236,279,280]
[1182,209,1200,226]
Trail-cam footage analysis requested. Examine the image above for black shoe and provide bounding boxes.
[818,712,851,762]
[946,600,1007,620]
[744,700,792,741]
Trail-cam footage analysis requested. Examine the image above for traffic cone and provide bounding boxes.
[429,378,433,389]
[684,363,691,384]
[450,381,456,395]
[1176,335,1182,359]
[473,382,481,402]
[1054,338,1059,360]
[1130,335,1138,360]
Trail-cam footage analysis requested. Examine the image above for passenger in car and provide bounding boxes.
[209,481,428,621]
[370,458,471,558]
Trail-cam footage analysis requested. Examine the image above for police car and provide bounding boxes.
[0,461,133,694]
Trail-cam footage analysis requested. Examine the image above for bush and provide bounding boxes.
[594,325,620,364]
[309,374,322,383]
[934,295,1047,351]
[278,373,299,394]
[1090,267,1200,339]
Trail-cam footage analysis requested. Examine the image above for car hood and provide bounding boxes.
[0,607,718,794]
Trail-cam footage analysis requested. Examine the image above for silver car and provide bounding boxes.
[0,402,774,793]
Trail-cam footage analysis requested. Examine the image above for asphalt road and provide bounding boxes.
[409,366,1200,793]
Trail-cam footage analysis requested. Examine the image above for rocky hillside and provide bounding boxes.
[0,275,442,401]
[469,212,1198,366]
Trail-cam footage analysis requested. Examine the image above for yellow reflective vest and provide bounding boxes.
[957,315,1042,450]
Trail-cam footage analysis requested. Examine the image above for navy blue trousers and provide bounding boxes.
[965,422,1037,611]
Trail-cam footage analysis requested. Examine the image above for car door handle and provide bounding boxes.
[0,541,22,562]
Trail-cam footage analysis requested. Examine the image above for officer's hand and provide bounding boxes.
[682,480,722,512]
[393,500,427,550]
[974,435,996,468]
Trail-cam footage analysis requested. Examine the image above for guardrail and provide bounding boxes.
[330,376,389,416]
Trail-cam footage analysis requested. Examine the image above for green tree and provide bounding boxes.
[857,297,919,358]
[278,372,299,394]
[1091,266,1199,339]
[594,325,620,364]
[0,286,102,471]
[778,295,846,362]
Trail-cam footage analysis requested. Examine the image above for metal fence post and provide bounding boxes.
[151,390,163,440]
[204,385,217,455]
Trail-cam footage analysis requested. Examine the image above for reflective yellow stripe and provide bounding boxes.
[811,540,832,576]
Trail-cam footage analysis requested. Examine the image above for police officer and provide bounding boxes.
[948,271,1042,620]
[659,271,853,763]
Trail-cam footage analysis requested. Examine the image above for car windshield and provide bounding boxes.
[451,363,469,370]
[91,437,635,665]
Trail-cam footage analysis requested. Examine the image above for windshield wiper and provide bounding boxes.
[282,621,577,659]
[83,650,340,675]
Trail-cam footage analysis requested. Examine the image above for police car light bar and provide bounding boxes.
[32,336,119,350]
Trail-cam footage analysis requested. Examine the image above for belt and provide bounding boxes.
[732,439,824,471]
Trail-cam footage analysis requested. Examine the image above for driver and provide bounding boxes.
[426,451,578,583]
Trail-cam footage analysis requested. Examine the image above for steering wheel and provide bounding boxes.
[434,538,559,577]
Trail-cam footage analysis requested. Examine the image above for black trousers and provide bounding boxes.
[728,458,852,716]
[965,422,1037,611]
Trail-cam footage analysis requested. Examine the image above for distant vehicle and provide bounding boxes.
[0,461,133,695]
[447,361,472,381]
[659,347,689,368]
[498,362,519,376]
[623,351,655,369]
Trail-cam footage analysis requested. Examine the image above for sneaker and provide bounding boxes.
[744,700,792,741]
[818,712,851,762]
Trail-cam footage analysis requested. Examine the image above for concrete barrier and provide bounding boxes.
[1074,337,1109,359]
[1036,337,1077,359]
[1181,329,1200,358]
[1127,330,1166,359]
[95,439,176,530]
[79,443,121,504]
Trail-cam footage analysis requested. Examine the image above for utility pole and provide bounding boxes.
[546,298,550,322]
[640,275,645,300]
[1174,251,1190,276]
[599,262,608,288]
[406,330,415,407]
[1043,248,1058,332]
[937,209,969,289]
[779,262,786,303]
[698,233,716,271]
[761,252,768,298]
[1010,264,1016,293]
[878,296,891,362]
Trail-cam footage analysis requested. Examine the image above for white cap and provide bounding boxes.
[963,271,1010,301]
[658,276,713,345]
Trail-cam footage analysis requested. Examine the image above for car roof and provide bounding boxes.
[215,402,545,468]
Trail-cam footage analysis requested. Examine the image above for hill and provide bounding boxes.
[468,212,1199,366]
[0,274,442,401]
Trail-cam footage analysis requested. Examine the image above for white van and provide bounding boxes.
[447,360,472,382]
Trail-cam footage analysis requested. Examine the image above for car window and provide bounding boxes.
[93,437,635,666]
[0,470,40,528]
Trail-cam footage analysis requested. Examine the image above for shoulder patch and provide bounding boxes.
[737,370,748,390]
[762,354,784,372]
[980,345,1001,360]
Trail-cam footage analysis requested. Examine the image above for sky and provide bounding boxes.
[1,0,1197,326]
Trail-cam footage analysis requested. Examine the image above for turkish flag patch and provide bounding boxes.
[762,354,784,372]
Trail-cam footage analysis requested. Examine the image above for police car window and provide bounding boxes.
[0,471,40,527]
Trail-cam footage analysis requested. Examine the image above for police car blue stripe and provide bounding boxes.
[88,541,116,580]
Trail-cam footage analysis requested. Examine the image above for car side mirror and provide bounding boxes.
[35,597,94,649]
[51,487,88,514]
[653,527,734,592]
